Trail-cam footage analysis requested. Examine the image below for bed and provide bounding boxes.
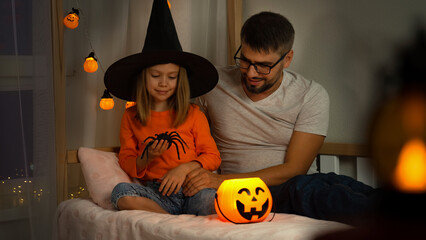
[54,146,356,240]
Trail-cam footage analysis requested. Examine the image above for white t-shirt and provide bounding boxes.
[196,66,329,175]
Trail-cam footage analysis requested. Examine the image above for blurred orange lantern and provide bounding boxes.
[126,101,136,109]
[63,8,79,29]
[368,29,426,193]
[100,90,114,110]
[84,52,98,73]
[393,138,426,193]
[215,177,272,223]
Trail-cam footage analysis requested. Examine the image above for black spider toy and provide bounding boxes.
[141,131,188,160]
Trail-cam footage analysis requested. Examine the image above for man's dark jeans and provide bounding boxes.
[269,172,376,225]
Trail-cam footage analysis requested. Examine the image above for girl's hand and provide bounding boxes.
[159,161,202,196]
[137,140,168,170]
[159,164,188,196]
[147,140,168,161]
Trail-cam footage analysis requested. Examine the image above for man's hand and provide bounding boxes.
[182,168,223,196]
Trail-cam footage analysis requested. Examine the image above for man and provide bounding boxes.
[184,11,374,225]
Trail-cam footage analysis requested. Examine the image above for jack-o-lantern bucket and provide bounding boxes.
[215,177,273,223]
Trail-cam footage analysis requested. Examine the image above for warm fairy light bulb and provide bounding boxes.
[393,138,426,193]
[167,0,171,8]
[100,89,114,110]
[84,52,98,73]
[63,8,80,29]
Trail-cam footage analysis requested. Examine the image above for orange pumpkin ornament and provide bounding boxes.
[84,52,98,73]
[63,8,79,29]
[100,90,114,110]
[215,177,273,223]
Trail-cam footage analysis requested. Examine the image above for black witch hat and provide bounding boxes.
[104,0,218,101]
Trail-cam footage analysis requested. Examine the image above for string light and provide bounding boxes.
[69,186,86,199]
[65,2,111,113]
[1,178,46,207]
[63,8,80,29]
[100,89,115,110]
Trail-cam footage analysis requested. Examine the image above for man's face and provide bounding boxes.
[239,44,287,95]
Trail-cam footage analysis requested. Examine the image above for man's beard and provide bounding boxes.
[243,75,281,94]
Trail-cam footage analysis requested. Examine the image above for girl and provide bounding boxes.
[104,0,220,215]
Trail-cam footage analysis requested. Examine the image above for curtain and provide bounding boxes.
[0,0,57,239]
[52,0,67,205]
[227,0,242,65]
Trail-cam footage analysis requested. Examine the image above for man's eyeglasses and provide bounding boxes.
[233,45,290,75]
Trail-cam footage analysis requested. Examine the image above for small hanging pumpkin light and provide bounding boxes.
[84,52,99,73]
[100,90,114,110]
[63,8,80,29]
[125,101,136,109]
[215,177,273,223]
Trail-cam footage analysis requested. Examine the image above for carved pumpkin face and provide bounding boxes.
[215,177,272,223]
[63,13,79,29]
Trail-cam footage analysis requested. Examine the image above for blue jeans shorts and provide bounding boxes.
[111,181,216,215]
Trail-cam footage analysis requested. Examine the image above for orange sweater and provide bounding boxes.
[118,104,221,181]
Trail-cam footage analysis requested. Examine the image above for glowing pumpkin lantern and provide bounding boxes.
[100,90,114,110]
[63,8,79,29]
[215,177,273,223]
[84,52,98,73]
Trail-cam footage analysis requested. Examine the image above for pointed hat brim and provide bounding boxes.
[104,50,218,101]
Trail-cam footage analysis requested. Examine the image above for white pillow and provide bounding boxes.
[78,147,131,210]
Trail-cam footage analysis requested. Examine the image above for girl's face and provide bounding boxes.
[146,63,180,110]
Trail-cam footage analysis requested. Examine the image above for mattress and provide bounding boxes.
[54,198,351,240]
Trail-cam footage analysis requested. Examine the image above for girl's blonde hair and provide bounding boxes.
[135,66,190,127]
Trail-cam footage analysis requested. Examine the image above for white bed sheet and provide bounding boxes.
[54,198,351,240]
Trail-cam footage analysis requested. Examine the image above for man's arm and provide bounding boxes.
[183,131,325,196]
